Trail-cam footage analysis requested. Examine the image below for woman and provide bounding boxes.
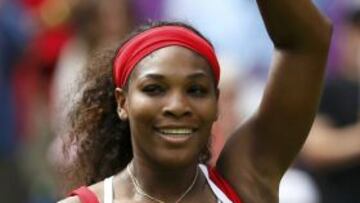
[59,0,332,202]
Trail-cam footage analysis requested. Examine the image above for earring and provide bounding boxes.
[117,108,128,121]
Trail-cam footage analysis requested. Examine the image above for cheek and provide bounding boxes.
[194,98,218,125]
[127,93,158,123]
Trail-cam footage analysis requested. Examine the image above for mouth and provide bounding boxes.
[155,127,196,144]
[159,128,194,135]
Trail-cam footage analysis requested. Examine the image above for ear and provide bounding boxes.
[215,88,220,101]
[115,88,128,121]
[214,88,220,121]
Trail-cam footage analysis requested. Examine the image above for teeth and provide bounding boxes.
[160,128,193,135]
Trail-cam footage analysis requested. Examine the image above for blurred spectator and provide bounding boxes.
[0,0,32,158]
[49,0,134,194]
[300,7,360,203]
[0,1,33,202]
[10,0,73,202]
[51,0,133,135]
[13,0,73,140]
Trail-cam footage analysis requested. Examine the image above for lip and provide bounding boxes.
[155,124,198,129]
[154,126,197,145]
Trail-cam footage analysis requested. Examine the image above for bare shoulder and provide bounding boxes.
[57,196,81,203]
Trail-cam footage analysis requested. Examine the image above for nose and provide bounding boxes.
[163,91,192,118]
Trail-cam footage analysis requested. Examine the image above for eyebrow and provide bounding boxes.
[142,73,165,80]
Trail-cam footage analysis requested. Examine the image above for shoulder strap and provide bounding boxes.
[199,165,233,203]
[104,176,114,203]
[69,186,100,203]
[207,166,244,203]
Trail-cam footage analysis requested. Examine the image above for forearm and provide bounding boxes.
[301,121,360,169]
[256,0,332,51]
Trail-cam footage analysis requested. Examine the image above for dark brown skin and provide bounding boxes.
[59,0,332,202]
[217,0,332,202]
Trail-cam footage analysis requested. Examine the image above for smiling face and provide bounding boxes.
[115,46,219,168]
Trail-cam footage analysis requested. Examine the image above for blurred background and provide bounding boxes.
[0,0,359,202]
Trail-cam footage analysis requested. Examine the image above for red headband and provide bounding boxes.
[113,25,220,87]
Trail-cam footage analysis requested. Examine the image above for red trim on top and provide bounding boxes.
[208,166,244,203]
[69,168,243,203]
[69,186,99,203]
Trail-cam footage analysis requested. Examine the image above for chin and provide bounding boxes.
[154,150,199,169]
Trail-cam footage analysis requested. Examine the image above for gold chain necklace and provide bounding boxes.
[127,163,199,203]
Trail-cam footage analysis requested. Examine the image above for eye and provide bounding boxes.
[142,84,165,95]
[188,84,208,97]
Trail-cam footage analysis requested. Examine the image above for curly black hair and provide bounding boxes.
[62,21,215,191]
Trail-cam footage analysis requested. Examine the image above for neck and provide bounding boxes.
[129,158,200,202]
